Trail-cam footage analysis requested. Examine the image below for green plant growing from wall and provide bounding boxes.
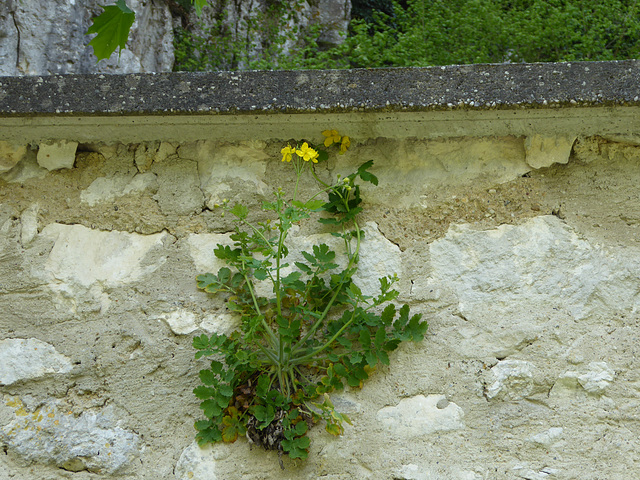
[192,131,427,465]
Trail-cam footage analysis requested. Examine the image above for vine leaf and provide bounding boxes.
[87,0,135,61]
[192,0,208,15]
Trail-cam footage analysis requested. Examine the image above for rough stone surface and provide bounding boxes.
[524,134,576,169]
[0,0,173,76]
[38,223,167,289]
[36,140,78,170]
[1,397,139,473]
[0,338,72,386]
[0,141,27,173]
[376,394,465,437]
[2,61,640,115]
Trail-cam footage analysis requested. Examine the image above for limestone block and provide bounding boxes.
[397,464,483,480]
[161,309,198,335]
[201,313,241,336]
[376,394,464,437]
[37,140,77,171]
[80,173,157,206]
[0,338,72,386]
[527,427,564,447]
[191,141,269,208]
[0,142,27,173]
[486,360,534,400]
[354,222,402,297]
[524,134,576,169]
[187,233,234,273]
[134,142,160,172]
[175,441,225,480]
[1,397,139,474]
[38,223,167,288]
[557,361,615,395]
[430,216,640,358]
[19,203,39,246]
[152,158,204,216]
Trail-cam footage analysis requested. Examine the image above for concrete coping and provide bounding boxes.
[1,60,640,116]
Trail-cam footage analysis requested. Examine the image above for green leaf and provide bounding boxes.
[193,386,216,400]
[294,421,308,435]
[192,0,208,16]
[196,426,222,445]
[193,334,210,350]
[305,199,326,210]
[218,384,234,398]
[357,160,379,185]
[87,0,135,61]
[199,369,217,386]
[333,362,348,377]
[230,203,249,220]
[200,399,222,418]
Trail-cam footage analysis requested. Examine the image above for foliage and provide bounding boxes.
[86,0,135,61]
[192,131,427,463]
[305,0,640,68]
[173,0,310,71]
[90,0,640,67]
[172,0,640,70]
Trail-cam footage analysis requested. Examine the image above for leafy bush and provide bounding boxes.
[192,132,427,464]
[173,0,640,71]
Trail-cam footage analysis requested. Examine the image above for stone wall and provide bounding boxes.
[1,63,640,479]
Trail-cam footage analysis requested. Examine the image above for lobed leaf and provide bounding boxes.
[87,0,135,61]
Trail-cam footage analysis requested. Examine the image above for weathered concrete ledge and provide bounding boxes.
[1,61,640,145]
[2,61,640,115]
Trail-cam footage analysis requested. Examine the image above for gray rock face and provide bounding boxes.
[0,0,174,76]
[184,0,351,69]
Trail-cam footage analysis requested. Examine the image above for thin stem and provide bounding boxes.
[290,307,358,365]
[290,188,362,355]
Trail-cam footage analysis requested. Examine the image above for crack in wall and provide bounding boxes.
[10,10,19,69]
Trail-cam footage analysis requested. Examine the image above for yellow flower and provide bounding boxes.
[339,136,350,154]
[322,129,341,147]
[281,144,295,162]
[296,142,319,163]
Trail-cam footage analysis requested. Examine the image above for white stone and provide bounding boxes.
[487,360,534,400]
[162,309,198,335]
[397,464,483,480]
[80,173,157,206]
[430,216,640,357]
[19,204,39,246]
[174,441,220,480]
[524,135,576,169]
[0,142,27,173]
[376,394,464,437]
[200,313,241,336]
[187,233,234,273]
[577,362,615,393]
[192,141,269,203]
[353,222,402,297]
[155,141,177,163]
[37,140,78,171]
[527,427,564,447]
[1,397,139,474]
[559,362,615,395]
[38,224,167,288]
[0,338,72,386]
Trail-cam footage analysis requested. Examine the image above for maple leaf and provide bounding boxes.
[87,0,135,61]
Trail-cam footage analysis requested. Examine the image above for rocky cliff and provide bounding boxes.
[0,0,351,75]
